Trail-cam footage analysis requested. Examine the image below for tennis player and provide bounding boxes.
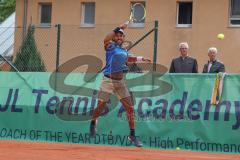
[89,22,150,147]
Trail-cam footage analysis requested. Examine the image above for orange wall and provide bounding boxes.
[14,0,240,72]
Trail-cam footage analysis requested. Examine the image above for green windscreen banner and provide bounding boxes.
[0,72,239,154]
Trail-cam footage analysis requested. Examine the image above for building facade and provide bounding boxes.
[14,0,240,72]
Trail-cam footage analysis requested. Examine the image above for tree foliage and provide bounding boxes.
[12,25,46,72]
[0,0,16,23]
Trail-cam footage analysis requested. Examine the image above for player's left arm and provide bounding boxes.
[127,54,151,63]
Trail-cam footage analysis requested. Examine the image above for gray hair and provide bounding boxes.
[179,42,189,49]
[208,47,218,54]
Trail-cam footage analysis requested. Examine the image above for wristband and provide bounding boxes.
[137,56,143,61]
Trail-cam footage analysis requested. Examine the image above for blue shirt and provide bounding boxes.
[103,42,129,75]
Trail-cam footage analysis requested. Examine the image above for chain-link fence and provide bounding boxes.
[0,25,57,71]
[0,21,159,72]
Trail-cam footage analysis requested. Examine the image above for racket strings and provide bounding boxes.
[131,3,146,23]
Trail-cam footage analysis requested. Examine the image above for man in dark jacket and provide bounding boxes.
[169,42,198,73]
[202,47,225,73]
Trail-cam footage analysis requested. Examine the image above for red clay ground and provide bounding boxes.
[0,140,239,160]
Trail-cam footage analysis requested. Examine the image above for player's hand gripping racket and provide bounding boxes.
[125,3,146,25]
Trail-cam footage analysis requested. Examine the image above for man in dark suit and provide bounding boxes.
[169,42,198,73]
[202,47,225,73]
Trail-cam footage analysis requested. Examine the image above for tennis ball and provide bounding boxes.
[217,33,225,40]
[176,147,181,150]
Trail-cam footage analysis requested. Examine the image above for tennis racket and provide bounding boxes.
[125,3,146,25]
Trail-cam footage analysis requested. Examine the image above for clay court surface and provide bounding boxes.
[0,140,239,160]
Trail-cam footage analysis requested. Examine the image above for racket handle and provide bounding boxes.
[124,20,130,25]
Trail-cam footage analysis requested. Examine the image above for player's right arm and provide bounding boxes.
[104,32,115,50]
[127,54,151,63]
[104,23,127,50]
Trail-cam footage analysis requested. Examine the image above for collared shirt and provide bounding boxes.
[181,55,188,61]
[207,62,213,73]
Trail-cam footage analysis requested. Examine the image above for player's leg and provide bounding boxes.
[90,77,112,137]
[120,96,135,130]
[115,80,143,147]
[90,99,107,137]
[120,96,142,147]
